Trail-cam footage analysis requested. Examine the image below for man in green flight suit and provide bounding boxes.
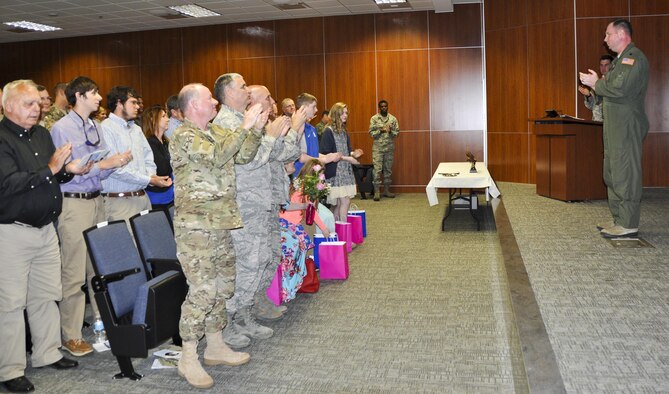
[369,100,400,201]
[579,19,649,238]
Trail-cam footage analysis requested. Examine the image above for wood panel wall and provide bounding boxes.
[0,5,484,193]
[486,0,669,186]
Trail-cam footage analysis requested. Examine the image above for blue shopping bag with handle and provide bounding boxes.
[312,233,338,269]
[348,209,366,237]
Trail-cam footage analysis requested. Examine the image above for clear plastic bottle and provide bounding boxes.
[92,318,107,344]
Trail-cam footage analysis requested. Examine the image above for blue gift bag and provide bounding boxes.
[348,210,366,237]
[312,233,338,269]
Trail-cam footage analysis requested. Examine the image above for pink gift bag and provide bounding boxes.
[348,209,367,237]
[318,241,349,280]
[266,266,283,306]
[347,215,364,244]
[335,221,352,252]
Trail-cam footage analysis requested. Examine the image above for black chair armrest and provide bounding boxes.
[147,258,182,278]
[143,271,188,347]
[92,268,142,292]
[107,324,150,358]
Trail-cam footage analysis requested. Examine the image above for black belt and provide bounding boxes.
[12,221,50,229]
[102,190,146,198]
[63,191,101,200]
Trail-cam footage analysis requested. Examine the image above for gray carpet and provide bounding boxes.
[14,193,525,393]
[498,182,669,393]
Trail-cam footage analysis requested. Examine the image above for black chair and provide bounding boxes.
[84,220,186,380]
[129,210,183,279]
[352,164,374,199]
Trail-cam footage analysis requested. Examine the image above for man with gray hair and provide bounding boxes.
[170,82,266,389]
[254,97,306,322]
[281,97,296,117]
[221,85,296,348]
[213,73,308,347]
[0,79,90,393]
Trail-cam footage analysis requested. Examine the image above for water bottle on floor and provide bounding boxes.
[93,318,107,344]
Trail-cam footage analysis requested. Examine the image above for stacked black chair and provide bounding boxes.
[84,220,186,380]
[130,210,183,279]
[352,164,374,199]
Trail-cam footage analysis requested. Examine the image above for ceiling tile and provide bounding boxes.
[0,0,450,44]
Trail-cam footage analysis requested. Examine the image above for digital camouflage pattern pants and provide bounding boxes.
[372,145,394,187]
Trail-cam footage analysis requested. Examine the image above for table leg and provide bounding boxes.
[442,188,456,231]
[468,191,481,231]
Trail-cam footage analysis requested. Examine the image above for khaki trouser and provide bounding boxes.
[57,196,105,341]
[103,194,152,226]
[0,223,63,381]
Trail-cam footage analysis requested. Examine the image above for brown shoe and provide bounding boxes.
[62,339,94,357]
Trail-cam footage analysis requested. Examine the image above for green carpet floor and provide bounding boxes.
[19,192,525,393]
[498,183,669,393]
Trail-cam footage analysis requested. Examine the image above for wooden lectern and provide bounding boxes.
[533,118,607,201]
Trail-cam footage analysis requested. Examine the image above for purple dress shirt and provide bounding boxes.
[50,111,115,193]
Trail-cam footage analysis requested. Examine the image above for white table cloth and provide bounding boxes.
[426,162,501,206]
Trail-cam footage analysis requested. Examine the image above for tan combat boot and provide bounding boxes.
[178,340,214,389]
[373,186,381,201]
[204,331,250,366]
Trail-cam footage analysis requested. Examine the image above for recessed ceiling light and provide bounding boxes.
[4,21,61,32]
[374,0,407,3]
[167,4,220,18]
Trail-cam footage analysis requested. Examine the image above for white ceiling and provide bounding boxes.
[0,0,480,44]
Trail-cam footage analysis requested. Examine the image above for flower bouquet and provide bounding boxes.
[298,164,330,225]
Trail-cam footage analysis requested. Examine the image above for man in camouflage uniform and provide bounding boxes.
[580,19,649,238]
[578,54,613,122]
[255,99,304,323]
[43,82,68,131]
[170,82,265,389]
[315,110,330,142]
[369,100,400,201]
[212,74,307,347]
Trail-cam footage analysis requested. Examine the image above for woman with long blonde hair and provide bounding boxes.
[319,102,364,221]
